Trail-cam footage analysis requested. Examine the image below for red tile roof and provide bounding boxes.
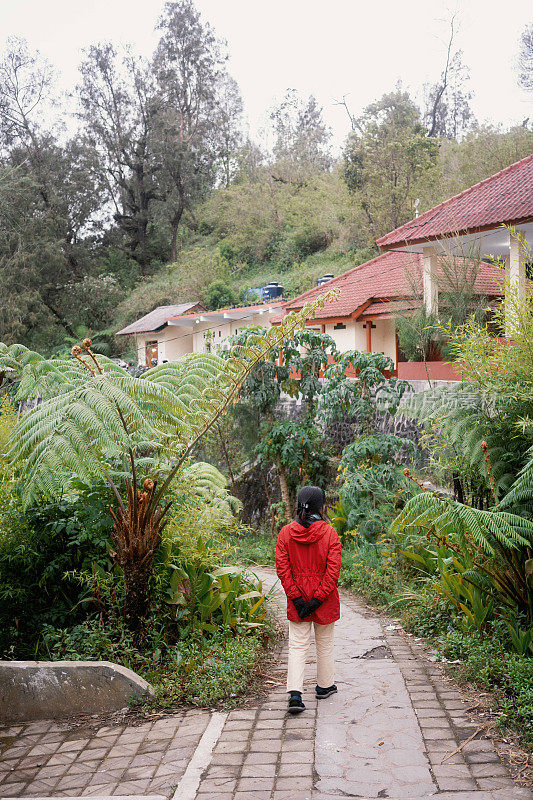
[278,251,504,322]
[168,301,284,320]
[377,154,533,250]
[361,299,420,317]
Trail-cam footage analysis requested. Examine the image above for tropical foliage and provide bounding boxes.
[0,290,336,628]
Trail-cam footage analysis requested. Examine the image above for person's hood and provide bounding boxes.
[288,519,330,544]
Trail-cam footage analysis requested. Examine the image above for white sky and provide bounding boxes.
[1,0,532,152]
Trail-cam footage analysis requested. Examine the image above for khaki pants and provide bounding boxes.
[287,620,335,693]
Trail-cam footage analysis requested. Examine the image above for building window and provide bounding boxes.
[219,330,222,337]
[333,322,346,330]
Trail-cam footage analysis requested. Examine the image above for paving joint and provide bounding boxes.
[0,571,530,799]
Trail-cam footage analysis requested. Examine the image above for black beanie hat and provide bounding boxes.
[296,485,326,516]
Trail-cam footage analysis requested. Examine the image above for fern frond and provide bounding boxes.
[8,289,338,508]
[392,491,533,554]
[500,445,533,510]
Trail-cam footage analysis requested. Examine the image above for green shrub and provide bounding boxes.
[0,484,114,658]
[340,541,407,606]
[439,630,533,742]
[149,630,263,706]
[230,528,276,566]
[333,434,417,543]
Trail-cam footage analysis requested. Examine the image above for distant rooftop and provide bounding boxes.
[117,303,204,335]
[167,301,285,327]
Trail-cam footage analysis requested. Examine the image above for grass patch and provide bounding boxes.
[230,528,276,567]
[145,628,267,708]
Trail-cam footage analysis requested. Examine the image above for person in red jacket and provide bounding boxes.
[275,485,342,714]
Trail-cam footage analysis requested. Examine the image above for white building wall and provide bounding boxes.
[135,328,194,366]
[324,322,357,350]
[322,319,397,365]
[132,312,397,367]
[164,331,193,360]
[133,310,278,365]
[136,338,146,366]
[371,319,397,363]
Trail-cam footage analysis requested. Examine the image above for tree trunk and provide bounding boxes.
[170,193,185,261]
[43,300,77,338]
[108,477,169,631]
[170,206,184,262]
[278,465,292,518]
[123,560,154,627]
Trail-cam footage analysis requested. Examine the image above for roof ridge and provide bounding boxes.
[377,152,533,246]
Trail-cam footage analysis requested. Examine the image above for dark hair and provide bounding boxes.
[296,485,326,528]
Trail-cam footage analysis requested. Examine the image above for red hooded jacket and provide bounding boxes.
[275,519,342,624]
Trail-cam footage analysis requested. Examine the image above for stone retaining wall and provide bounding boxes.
[0,660,153,723]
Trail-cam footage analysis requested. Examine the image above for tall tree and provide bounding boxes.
[215,75,244,188]
[78,44,161,273]
[270,90,332,183]
[517,23,533,92]
[0,38,105,347]
[423,15,475,139]
[343,87,438,239]
[152,0,242,259]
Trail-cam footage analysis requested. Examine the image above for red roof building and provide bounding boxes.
[376,154,533,252]
[275,154,533,382]
[273,251,503,379]
[376,154,533,336]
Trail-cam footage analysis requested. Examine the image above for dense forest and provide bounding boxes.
[0,0,532,357]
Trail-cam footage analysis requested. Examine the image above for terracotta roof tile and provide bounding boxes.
[377,154,533,249]
[167,301,284,320]
[278,251,504,322]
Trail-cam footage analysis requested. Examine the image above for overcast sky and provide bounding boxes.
[1,0,532,152]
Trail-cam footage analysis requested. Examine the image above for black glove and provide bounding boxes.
[292,596,307,619]
[301,597,323,618]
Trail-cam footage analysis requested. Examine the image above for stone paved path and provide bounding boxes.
[0,572,531,800]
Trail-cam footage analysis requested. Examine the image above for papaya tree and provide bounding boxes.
[0,290,335,628]
[224,327,338,521]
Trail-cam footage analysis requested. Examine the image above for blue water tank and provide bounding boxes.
[262,282,284,302]
[317,273,334,287]
[242,287,263,303]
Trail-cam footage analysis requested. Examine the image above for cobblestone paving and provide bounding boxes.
[0,711,210,797]
[0,573,531,799]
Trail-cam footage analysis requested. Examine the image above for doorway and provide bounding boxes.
[145,340,158,366]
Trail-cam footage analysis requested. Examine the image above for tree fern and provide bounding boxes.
[392,491,533,555]
[182,461,242,516]
[401,385,529,498]
[1,290,337,626]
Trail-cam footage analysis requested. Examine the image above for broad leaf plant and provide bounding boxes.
[0,290,337,627]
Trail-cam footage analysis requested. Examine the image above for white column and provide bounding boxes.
[423,246,439,316]
[505,232,526,337]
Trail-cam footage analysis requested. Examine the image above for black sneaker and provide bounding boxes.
[315,684,338,699]
[287,694,305,714]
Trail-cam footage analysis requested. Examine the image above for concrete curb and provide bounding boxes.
[0,660,154,723]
